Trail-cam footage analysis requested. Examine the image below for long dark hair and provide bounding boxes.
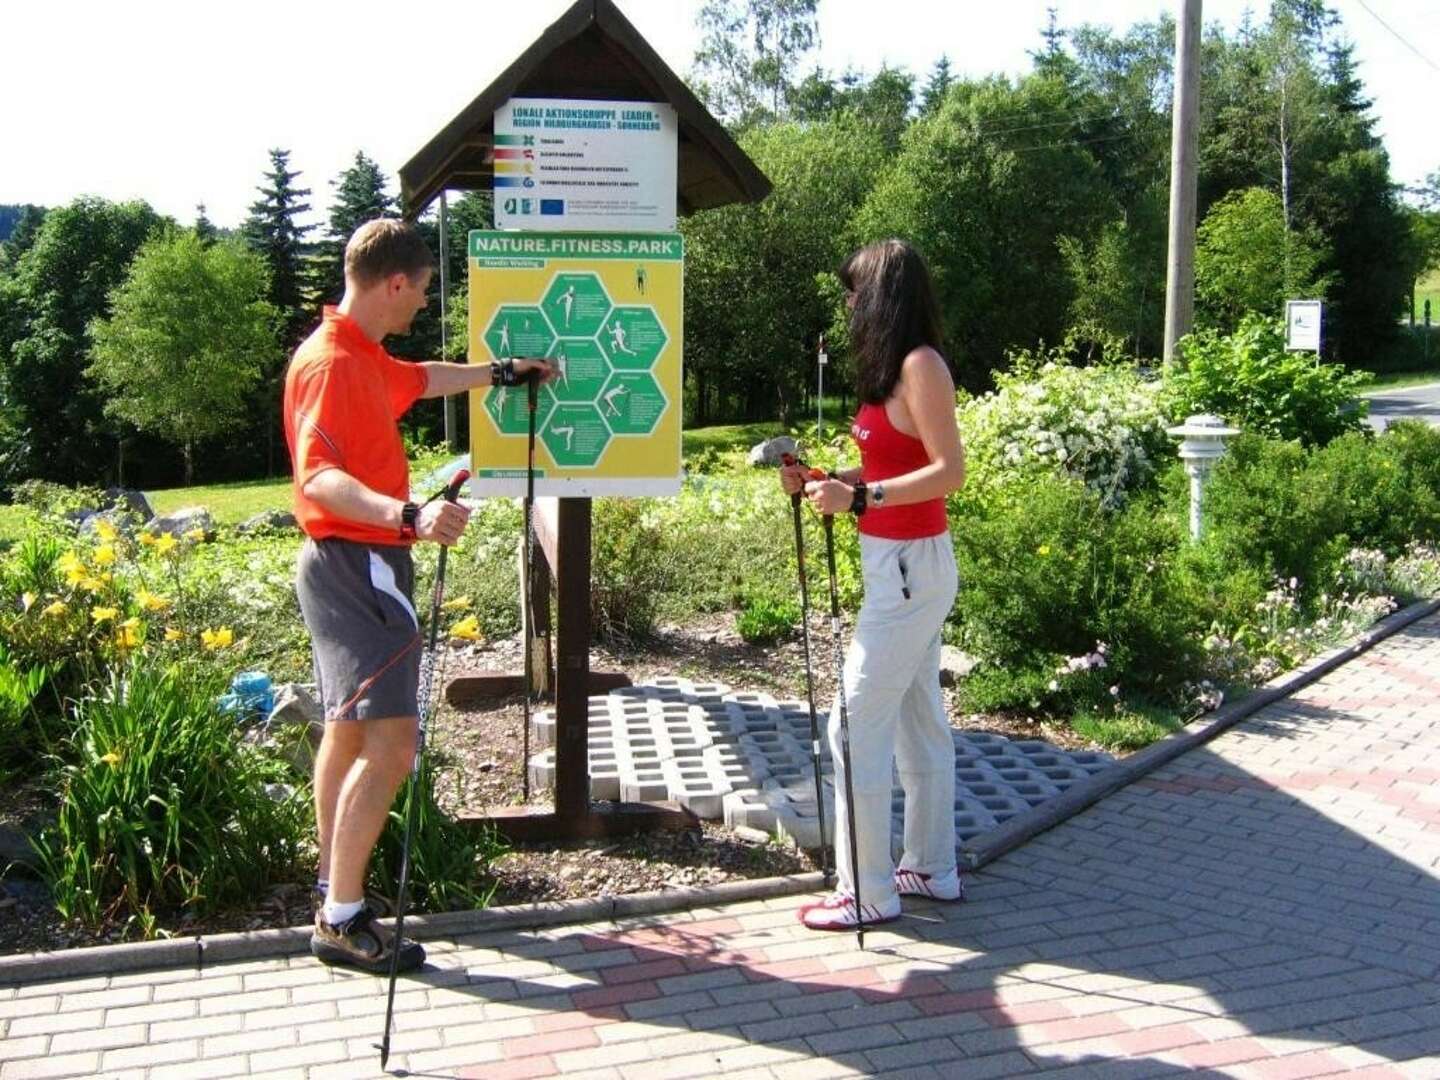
[839,239,946,404]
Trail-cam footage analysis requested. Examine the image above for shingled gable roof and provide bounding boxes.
[399,0,771,219]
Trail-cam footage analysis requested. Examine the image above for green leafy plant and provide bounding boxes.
[31,657,308,934]
[0,642,48,783]
[1165,315,1371,446]
[735,591,800,644]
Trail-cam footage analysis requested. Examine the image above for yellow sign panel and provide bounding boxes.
[467,231,683,497]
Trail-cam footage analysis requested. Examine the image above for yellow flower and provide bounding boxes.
[115,617,142,649]
[93,544,117,567]
[98,751,121,767]
[137,532,156,547]
[449,614,482,641]
[164,627,183,642]
[60,552,88,586]
[201,626,234,650]
[95,519,118,542]
[183,527,205,542]
[42,600,68,618]
[136,588,171,613]
[441,595,472,611]
[154,534,178,556]
[91,606,120,624]
[1037,544,1052,557]
[80,576,106,594]
[21,591,36,612]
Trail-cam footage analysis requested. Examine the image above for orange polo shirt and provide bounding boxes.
[283,307,429,545]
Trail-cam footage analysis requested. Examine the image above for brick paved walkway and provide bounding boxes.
[4,614,1439,1079]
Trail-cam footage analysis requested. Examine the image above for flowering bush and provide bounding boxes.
[1200,575,1400,685]
[958,351,1170,508]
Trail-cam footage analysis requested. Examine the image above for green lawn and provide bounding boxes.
[1416,267,1440,324]
[147,476,293,523]
[681,420,785,456]
[1362,369,1440,393]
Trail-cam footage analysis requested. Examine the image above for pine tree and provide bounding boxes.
[312,151,397,305]
[921,55,953,116]
[242,148,314,349]
[194,203,217,247]
[242,148,315,475]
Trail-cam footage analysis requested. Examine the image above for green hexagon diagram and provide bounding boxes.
[598,306,666,370]
[484,381,556,436]
[483,306,554,360]
[541,403,611,468]
[547,338,613,404]
[542,273,612,338]
[599,372,666,435]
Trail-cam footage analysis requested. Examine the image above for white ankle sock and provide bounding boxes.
[322,897,364,927]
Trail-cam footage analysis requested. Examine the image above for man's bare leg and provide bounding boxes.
[325,715,418,907]
[314,719,365,888]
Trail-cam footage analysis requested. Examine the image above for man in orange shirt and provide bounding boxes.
[284,218,549,972]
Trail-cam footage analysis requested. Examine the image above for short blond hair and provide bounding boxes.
[344,219,432,287]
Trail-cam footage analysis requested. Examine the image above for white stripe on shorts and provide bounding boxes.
[369,551,419,630]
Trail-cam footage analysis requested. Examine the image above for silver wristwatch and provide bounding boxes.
[871,482,885,506]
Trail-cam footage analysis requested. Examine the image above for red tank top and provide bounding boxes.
[851,401,948,539]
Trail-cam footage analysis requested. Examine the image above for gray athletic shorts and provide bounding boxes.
[295,537,421,722]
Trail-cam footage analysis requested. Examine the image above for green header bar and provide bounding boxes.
[469,231,684,262]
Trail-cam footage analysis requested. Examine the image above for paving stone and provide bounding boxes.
[524,677,1112,853]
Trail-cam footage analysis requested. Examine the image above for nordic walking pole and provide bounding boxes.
[821,508,866,950]
[782,452,832,885]
[377,467,469,1070]
[521,370,539,802]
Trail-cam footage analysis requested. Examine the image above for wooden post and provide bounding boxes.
[455,499,693,840]
[1163,0,1203,366]
[553,497,591,823]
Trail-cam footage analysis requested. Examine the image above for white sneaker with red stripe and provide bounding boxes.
[797,891,901,930]
[894,867,965,902]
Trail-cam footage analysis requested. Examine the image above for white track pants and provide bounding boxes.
[829,531,959,905]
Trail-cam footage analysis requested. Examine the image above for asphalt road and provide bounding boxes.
[1365,380,1440,431]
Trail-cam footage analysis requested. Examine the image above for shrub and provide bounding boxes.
[1310,422,1440,552]
[590,498,680,644]
[958,349,1170,508]
[951,475,1202,713]
[1199,434,1351,592]
[735,591,800,644]
[31,657,308,935]
[10,479,105,518]
[1165,315,1370,446]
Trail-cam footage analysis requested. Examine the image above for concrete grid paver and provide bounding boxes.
[6,614,1440,1077]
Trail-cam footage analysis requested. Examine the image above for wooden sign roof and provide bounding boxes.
[399,0,771,218]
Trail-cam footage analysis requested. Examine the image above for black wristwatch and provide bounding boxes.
[871,482,886,506]
[400,502,419,540]
[850,481,868,516]
[490,358,521,386]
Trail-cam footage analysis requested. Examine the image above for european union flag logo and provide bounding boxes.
[540,199,565,215]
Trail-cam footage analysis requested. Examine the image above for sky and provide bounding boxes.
[3,0,1436,232]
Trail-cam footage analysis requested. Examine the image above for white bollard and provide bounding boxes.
[1166,414,1240,540]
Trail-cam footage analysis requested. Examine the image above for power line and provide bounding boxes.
[1351,0,1440,74]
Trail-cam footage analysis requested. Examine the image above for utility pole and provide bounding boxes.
[1163,0,1203,366]
[439,189,458,449]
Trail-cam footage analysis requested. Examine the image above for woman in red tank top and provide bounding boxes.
[780,239,966,931]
